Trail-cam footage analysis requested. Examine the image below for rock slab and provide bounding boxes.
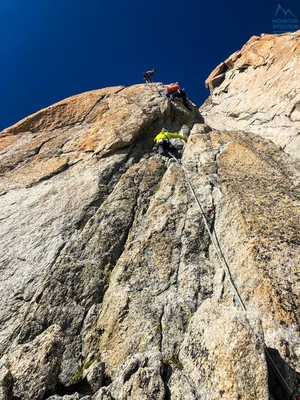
[0,65,299,399]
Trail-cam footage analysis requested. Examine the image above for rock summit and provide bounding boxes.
[0,34,300,400]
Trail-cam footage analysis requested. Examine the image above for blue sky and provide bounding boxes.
[1,0,300,131]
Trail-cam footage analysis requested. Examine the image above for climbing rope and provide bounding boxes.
[166,150,299,400]
[167,151,246,310]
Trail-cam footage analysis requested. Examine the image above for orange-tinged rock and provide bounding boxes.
[202,31,300,158]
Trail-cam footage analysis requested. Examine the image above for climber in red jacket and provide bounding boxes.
[166,84,191,110]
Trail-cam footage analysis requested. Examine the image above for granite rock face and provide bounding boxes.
[202,31,300,159]
[0,58,299,400]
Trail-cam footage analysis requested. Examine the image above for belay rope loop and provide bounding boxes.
[166,150,299,400]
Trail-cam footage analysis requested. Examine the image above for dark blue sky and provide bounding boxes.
[1,0,300,131]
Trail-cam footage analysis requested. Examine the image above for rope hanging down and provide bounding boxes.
[166,151,299,400]
[167,151,246,310]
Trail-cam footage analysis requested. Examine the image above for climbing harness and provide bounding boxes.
[166,150,299,400]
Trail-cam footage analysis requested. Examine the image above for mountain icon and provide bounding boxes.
[274,3,297,18]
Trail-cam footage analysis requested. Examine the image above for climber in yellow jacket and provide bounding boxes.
[154,128,187,157]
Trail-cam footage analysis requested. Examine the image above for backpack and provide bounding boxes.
[166,84,181,94]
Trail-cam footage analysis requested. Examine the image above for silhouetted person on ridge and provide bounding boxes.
[143,69,156,83]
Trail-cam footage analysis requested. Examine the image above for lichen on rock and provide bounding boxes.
[0,39,300,399]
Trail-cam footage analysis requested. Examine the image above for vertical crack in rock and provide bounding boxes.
[1,67,300,399]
